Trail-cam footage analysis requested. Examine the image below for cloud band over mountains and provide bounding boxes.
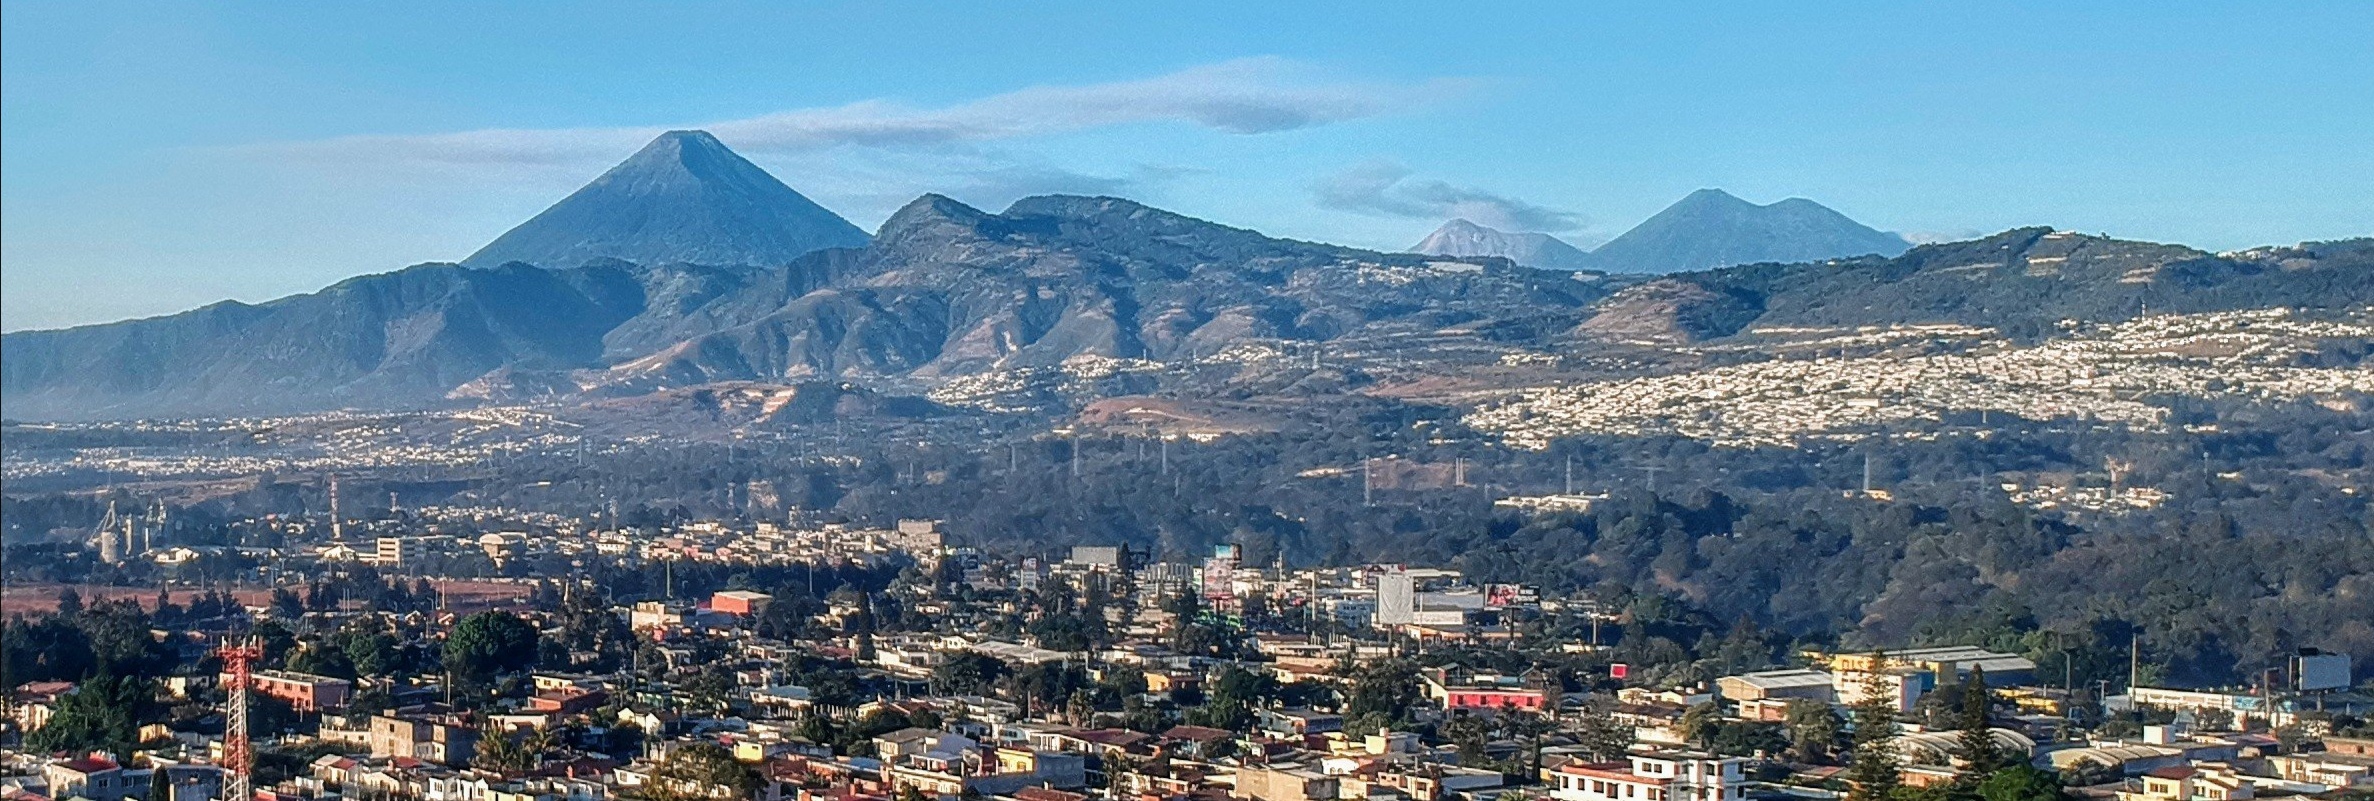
[1314,159,1585,233]
[244,58,1466,167]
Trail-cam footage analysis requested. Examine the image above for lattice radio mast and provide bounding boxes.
[218,636,265,801]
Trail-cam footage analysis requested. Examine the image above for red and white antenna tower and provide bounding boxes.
[218,636,264,801]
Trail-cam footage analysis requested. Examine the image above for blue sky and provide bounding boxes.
[5,2,2370,331]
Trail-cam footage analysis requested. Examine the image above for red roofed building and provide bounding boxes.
[43,755,152,801]
[11,681,75,732]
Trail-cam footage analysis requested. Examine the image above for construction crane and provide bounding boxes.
[217,636,265,801]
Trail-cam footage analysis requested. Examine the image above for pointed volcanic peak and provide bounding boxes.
[462,130,870,269]
[1411,218,1595,270]
[1587,188,1911,274]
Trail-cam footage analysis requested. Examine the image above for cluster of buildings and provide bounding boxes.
[8,512,2373,801]
[4,408,580,485]
[1468,308,2374,451]
[345,519,944,573]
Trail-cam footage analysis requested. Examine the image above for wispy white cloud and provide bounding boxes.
[240,58,1467,167]
[1898,228,1984,245]
[1313,158,1584,233]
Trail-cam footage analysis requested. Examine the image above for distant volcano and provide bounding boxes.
[1584,188,1910,273]
[1411,219,1595,270]
[462,130,870,268]
[1417,189,1912,274]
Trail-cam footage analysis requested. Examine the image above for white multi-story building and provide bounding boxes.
[1375,571,1415,626]
[1550,750,1749,801]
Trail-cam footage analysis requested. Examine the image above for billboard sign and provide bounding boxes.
[2297,653,2352,691]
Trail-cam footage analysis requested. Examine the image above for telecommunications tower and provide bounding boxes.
[218,636,264,801]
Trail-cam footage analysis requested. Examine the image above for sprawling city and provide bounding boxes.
[4,7,2372,801]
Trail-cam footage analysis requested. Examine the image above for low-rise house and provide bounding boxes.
[1713,669,1835,704]
[2266,751,2374,790]
[1235,765,1339,801]
[43,755,153,801]
[528,687,608,715]
[1159,726,1238,761]
[1547,749,1748,801]
[154,764,223,801]
[371,712,482,766]
[2118,764,2255,801]
[1053,728,1151,758]
[229,669,352,711]
[1347,762,1504,801]
[886,747,1085,797]
[11,681,75,732]
[1258,709,1343,738]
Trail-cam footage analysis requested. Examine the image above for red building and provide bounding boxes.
[1441,687,1550,712]
[228,669,352,712]
[710,590,774,616]
[528,687,608,714]
[1421,667,1556,713]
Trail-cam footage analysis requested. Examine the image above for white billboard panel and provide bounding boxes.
[2297,653,2351,691]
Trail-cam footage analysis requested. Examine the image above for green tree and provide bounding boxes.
[685,664,737,713]
[930,652,1008,696]
[28,672,153,755]
[340,628,401,678]
[1680,701,1722,746]
[650,742,762,801]
[444,611,539,694]
[270,587,306,620]
[1958,667,2002,775]
[2,615,98,684]
[1785,698,1844,763]
[794,712,839,747]
[1342,659,1420,736]
[1975,765,2068,801]
[472,725,552,777]
[1442,714,1494,768]
[1574,699,1636,761]
[286,644,358,679]
[1845,666,1902,801]
[77,600,175,676]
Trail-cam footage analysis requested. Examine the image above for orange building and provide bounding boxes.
[711,590,773,616]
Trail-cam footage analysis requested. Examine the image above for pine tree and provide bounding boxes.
[1845,656,1902,801]
[1958,666,2002,776]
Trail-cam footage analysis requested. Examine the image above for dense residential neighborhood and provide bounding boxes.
[3,513,2368,801]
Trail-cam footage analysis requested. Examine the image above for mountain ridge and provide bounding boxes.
[12,223,2361,421]
[3,189,1603,419]
[1410,189,1912,274]
[9,132,2364,421]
